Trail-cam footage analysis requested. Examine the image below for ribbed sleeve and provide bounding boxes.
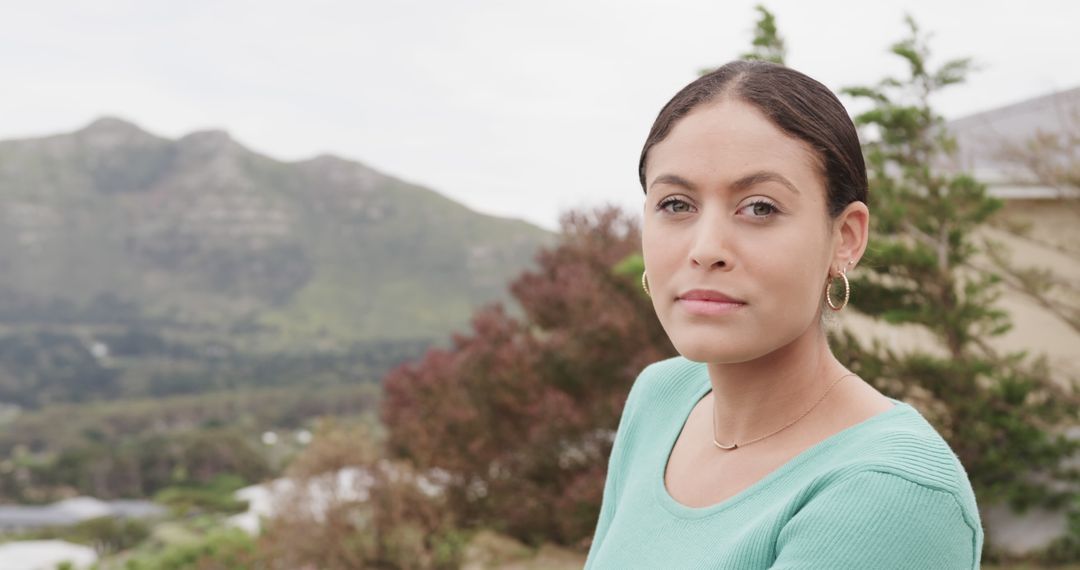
[772,470,979,569]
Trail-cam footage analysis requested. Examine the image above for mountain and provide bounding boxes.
[0,117,555,349]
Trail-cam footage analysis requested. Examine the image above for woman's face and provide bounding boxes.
[641,97,841,363]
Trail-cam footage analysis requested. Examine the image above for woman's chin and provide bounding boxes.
[672,340,761,365]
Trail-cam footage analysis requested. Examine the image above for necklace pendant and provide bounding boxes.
[713,439,737,450]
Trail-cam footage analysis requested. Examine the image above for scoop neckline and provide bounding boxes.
[654,366,909,519]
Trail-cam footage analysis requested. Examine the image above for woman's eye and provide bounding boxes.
[658,198,693,214]
[739,200,779,218]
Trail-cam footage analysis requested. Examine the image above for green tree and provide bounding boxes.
[740,4,786,64]
[833,14,1080,558]
[700,4,785,76]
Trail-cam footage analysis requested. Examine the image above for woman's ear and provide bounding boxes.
[830,201,869,273]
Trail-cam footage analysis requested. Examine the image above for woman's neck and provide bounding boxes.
[705,325,848,446]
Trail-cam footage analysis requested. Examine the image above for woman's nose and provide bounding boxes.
[688,215,731,269]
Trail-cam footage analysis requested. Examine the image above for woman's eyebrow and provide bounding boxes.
[649,173,697,192]
[649,170,800,195]
[730,170,801,195]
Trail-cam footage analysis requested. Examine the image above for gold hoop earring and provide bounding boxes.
[642,271,651,297]
[826,269,850,311]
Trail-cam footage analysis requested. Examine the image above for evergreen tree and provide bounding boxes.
[833,15,1080,558]
[699,4,785,76]
[739,4,786,65]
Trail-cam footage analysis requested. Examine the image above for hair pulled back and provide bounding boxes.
[638,60,867,218]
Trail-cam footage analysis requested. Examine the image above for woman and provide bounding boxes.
[584,60,984,569]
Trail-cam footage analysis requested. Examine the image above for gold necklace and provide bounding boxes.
[712,372,857,450]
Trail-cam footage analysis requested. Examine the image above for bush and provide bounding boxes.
[382,206,675,546]
[119,528,259,570]
[155,474,249,515]
[255,420,465,569]
[71,516,151,555]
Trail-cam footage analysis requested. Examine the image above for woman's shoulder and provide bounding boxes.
[815,399,982,526]
[783,402,985,564]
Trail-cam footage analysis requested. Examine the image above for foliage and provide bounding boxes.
[834,13,1080,549]
[0,327,426,408]
[155,474,250,516]
[0,330,119,408]
[283,417,380,479]
[1039,492,1080,564]
[699,4,785,76]
[72,516,152,555]
[12,516,150,556]
[256,421,465,569]
[0,383,379,460]
[12,428,270,501]
[115,527,260,570]
[381,206,676,546]
[739,4,786,64]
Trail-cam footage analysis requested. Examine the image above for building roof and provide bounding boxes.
[944,86,1080,197]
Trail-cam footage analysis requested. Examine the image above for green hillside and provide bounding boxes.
[0,118,554,405]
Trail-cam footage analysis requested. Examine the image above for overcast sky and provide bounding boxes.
[2,0,1078,230]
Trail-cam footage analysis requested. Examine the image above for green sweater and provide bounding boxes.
[585,356,984,569]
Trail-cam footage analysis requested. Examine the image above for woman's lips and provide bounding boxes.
[676,298,746,316]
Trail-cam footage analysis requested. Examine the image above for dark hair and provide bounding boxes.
[638,60,867,218]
